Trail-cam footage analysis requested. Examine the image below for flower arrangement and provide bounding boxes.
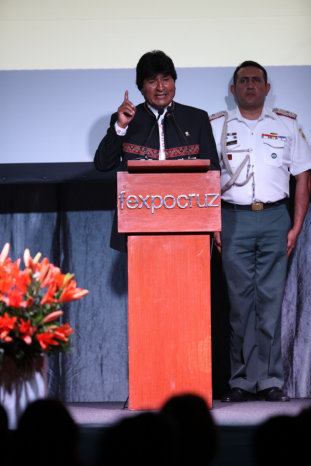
[0,243,88,367]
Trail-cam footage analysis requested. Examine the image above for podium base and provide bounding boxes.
[127,234,212,410]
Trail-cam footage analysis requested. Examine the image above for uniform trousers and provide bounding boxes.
[221,203,291,392]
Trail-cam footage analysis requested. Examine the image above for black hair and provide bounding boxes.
[136,50,177,91]
[233,60,268,85]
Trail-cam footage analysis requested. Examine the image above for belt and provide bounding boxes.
[221,199,288,211]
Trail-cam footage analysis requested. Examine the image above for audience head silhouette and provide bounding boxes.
[95,410,177,466]
[10,398,81,466]
[161,393,218,466]
[253,414,299,466]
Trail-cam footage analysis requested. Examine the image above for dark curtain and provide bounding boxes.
[282,204,311,397]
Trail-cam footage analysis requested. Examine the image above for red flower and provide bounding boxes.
[0,287,32,309]
[36,323,74,350]
[17,319,37,345]
[59,280,89,303]
[36,331,59,351]
[36,259,51,286]
[37,260,63,289]
[0,312,17,340]
[0,262,17,295]
[0,243,88,361]
[53,323,74,342]
[15,269,32,295]
[40,283,58,305]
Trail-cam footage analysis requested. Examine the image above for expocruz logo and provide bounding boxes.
[119,191,220,214]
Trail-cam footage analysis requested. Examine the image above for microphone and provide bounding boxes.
[166,107,191,159]
[144,107,164,159]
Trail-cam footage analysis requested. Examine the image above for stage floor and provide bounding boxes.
[66,398,311,427]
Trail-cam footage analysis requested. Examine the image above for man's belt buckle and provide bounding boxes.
[252,202,264,211]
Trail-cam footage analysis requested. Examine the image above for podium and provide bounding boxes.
[117,160,221,409]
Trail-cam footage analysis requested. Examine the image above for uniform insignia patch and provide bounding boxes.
[273,108,297,119]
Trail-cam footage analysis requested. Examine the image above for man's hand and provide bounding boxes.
[117,91,136,128]
[287,228,299,257]
[213,231,222,253]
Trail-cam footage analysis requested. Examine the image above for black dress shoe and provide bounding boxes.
[220,387,255,402]
[257,387,290,402]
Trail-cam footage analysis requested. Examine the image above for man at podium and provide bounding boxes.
[94,50,219,172]
[94,49,220,250]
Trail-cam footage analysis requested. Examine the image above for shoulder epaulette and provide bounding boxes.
[209,110,227,121]
[273,108,297,120]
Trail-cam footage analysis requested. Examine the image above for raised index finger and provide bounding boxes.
[124,90,129,102]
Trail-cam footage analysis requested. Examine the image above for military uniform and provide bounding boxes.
[210,106,311,393]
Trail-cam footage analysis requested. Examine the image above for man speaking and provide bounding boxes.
[94,50,219,171]
[94,50,220,250]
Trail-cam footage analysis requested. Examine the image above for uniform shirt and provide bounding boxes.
[210,106,311,204]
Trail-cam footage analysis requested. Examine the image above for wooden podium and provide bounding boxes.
[117,160,221,409]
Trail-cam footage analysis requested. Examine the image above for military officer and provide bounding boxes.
[210,60,311,402]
